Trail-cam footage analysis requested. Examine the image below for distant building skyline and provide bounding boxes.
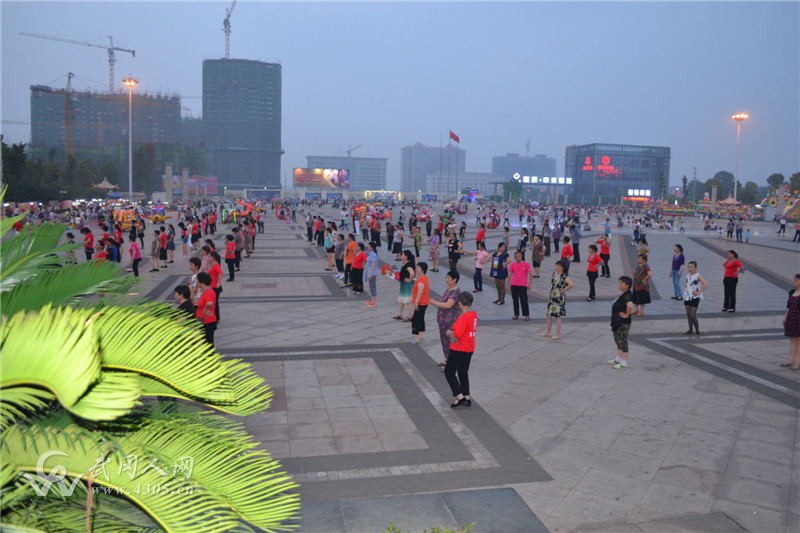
[401,143,466,193]
[492,153,557,182]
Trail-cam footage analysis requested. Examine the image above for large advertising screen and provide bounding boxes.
[293,168,350,189]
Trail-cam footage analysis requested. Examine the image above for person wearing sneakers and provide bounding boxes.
[541,259,573,340]
[365,241,379,307]
[445,292,478,408]
[609,276,636,369]
[410,262,430,343]
[670,244,685,301]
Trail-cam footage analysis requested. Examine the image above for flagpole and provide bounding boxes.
[447,141,451,198]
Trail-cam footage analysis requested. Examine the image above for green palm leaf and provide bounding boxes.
[69,373,141,421]
[92,306,272,414]
[1,261,137,317]
[1,223,70,291]
[0,387,55,431]
[1,306,101,412]
[116,405,300,531]
[3,416,250,532]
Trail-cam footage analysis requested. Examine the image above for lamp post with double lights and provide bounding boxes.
[731,112,748,202]
[123,76,139,203]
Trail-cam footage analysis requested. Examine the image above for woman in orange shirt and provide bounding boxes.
[342,234,358,288]
[410,262,430,343]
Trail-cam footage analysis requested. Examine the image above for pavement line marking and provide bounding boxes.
[652,339,799,398]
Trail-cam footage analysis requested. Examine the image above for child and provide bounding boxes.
[411,262,430,343]
[64,232,77,265]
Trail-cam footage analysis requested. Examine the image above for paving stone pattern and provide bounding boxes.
[137,211,799,533]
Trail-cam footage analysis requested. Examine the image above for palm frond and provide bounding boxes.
[1,261,137,317]
[116,406,300,532]
[3,417,245,532]
[92,306,272,413]
[0,214,26,236]
[0,387,55,430]
[1,223,70,291]
[69,373,141,421]
[1,307,101,411]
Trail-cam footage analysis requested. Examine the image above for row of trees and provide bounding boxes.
[1,141,208,202]
[679,171,800,205]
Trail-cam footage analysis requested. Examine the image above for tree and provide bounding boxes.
[682,175,688,199]
[739,181,759,205]
[711,171,734,198]
[767,173,785,190]
[789,172,800,193]
[704,178,722,200]
[0,214,300,532]
[687,179,704,203]
[503,179,522,202]
[133,143,159,193]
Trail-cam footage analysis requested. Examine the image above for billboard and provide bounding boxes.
[293,168,350,189]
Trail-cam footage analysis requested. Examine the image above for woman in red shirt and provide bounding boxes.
[195,272,217,346]
[224,234,236,282]
[722,250,744,312]
[475,223,486,249]
[445,292,478,408]
[350,243,367,294]
[560,236,574,264]
[208,252,223,322]
[585,244,604,302]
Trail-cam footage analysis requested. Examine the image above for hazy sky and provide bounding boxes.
[2,1,798,190]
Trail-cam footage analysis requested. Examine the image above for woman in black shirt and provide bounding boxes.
[447,235,464,273]
[609,276,635,369]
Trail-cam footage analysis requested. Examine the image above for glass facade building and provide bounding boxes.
[564,143,670,205]
[203,59,282,187]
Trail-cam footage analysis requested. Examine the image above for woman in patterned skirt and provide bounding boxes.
[540,260,573,340]
[780,273,800,371]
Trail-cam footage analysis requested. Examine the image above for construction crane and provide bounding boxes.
[223,0,238,59]
[525,137,533,157]
[21,32,135,92]
[345,144,363,158]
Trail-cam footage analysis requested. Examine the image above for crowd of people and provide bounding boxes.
[7,196,799,408]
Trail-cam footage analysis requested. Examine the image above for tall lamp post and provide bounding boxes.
[731,112,748,202]
[123,76,139,203]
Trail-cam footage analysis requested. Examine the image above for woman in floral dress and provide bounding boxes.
[429,270,462,368]
[632,253,653,316]
[540,260,573,340]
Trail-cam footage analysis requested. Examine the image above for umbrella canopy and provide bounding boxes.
[719,195,740,205]
[93,178,120,190]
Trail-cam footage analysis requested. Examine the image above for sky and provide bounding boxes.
[2,1,798,190]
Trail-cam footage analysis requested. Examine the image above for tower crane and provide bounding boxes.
[20,33,135,93]
[345,144,363,158]
[525,137,533,157]
[223,0,238,59]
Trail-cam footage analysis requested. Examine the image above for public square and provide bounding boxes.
[134,207,799,533]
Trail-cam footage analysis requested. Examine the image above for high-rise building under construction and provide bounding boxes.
[30,85,180,152]
[202,58,282,187]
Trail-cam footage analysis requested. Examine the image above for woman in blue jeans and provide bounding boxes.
[670,244,685,300]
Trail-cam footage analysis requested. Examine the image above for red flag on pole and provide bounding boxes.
[449,130,460,143]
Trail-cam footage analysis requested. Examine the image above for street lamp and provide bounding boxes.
[731,112,748,202]
[123,76,139,203]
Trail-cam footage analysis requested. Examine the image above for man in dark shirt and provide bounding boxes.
[174,285,195,316]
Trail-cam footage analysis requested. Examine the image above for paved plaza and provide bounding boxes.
[138,209,799,532]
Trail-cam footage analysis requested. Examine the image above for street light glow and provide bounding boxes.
[122,77,139,89]
[123,77,139,203]
[731,112,749,122]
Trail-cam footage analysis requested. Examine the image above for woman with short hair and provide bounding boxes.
[609,276,636,369]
